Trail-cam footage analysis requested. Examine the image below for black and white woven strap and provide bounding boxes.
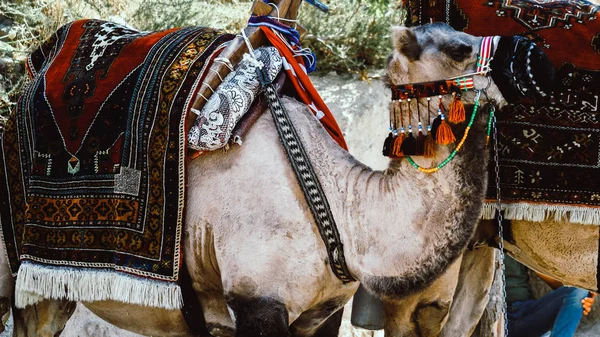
[258,68,355,283]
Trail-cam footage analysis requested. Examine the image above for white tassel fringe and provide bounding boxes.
[15,262,183,309]
[482,202,600,225]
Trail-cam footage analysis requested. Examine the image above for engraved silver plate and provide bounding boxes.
[114,166,142,196]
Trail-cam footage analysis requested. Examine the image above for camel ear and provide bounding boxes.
[392,26,422,61]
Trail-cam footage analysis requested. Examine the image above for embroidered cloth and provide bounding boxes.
[188,47,283,151]
[403,0,600,224]
[0,19,233,308]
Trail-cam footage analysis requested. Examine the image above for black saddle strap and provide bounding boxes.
[257,68,355,283]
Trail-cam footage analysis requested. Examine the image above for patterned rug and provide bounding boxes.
[0,19,233,309]
[403,0,600,224]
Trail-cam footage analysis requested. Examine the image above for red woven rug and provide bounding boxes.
[404,0,600,224]
[0,19,233,308]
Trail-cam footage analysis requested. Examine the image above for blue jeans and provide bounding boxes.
[507,287,589,337]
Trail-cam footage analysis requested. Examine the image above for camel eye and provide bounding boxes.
[444,43,473,62]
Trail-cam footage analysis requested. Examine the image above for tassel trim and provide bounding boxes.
[436,120,455,144]
[448,93,466,123]
[416,130,426,156]
[423,132,436,158]
[401,132,417,155]
[481,202,600,226]
[391,133,406,157]
[15,261,183,309]
[382,132,395,156]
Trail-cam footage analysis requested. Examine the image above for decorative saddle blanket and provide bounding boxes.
[404,0,600,224]
[0,19,233,309]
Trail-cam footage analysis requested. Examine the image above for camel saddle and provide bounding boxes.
[0,19,234,309]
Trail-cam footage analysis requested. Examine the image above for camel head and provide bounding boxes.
[386,22,554,106]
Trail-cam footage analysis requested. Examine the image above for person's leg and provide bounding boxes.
[508,287,586,337]
[550,287,589,337]
[508,299,555,337]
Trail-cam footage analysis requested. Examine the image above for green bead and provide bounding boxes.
[486,111,495,136]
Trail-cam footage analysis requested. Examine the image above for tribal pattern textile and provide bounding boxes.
[403,0,600,223]
[482,96,600,222]
[0,19,233,308]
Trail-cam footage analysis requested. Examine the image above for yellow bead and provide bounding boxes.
[418,167,439,173]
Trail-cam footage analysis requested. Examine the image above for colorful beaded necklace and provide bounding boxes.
[406,91,481,173]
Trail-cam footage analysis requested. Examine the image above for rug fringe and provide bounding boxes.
[15,262,183,309]
[481,203,600,225]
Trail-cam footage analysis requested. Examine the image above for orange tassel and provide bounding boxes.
[448,93,466,123]
[424,132,436,158]
[436,120,456,145]
[392,133,406,157]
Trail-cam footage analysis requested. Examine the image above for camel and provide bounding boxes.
[417,0,600,290]
[0,19,552,337]
[378,247,496,337]
[346,22,512,337]
[367,0,600,333]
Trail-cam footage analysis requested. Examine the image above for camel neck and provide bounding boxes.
[305,120,485,298]
[285,98,488,297]
[339,149,487,298]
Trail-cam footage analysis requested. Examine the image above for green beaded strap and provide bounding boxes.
[486,106,495,145]
[406,92,481,173]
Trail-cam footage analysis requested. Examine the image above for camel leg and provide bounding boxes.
[199,292,235,336]
[308,308,343,337]
[227,296,290,337]
[0,236,14,333]
[381,256,463,337]
[290,302,345,337]
[439,247,496,337]
[12,299,76,337]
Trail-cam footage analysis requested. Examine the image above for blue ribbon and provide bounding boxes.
[304,0,329,13]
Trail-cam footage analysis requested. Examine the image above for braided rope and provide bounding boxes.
[259,69,355,283]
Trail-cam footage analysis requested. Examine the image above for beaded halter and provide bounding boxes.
[383,36,495,173]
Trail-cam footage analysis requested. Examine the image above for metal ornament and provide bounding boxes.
[492,111,509,337]
[67,156,80,175]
